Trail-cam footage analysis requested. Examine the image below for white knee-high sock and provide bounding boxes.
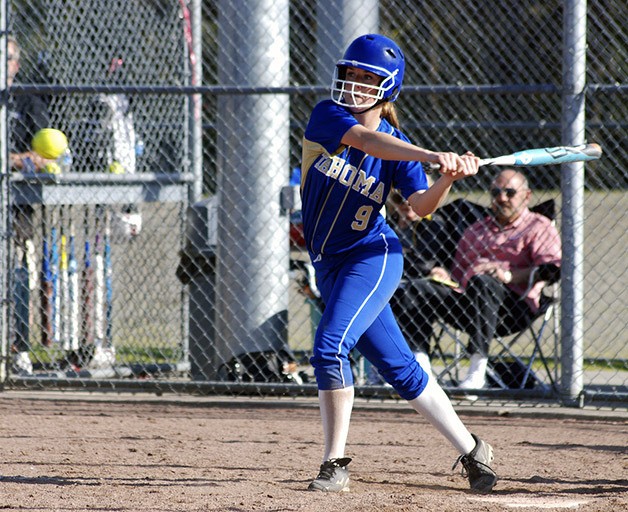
[319,387,354,461]
[408,376,476,455]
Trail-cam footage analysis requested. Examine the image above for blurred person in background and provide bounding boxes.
[8,36,51,172]
[99,56,143,239]
[386,189,449,373]
[7,35,52,374]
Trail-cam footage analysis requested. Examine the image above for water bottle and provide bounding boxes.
[135,138,144,158]
[59,149,73,173]
[135,138,144,173]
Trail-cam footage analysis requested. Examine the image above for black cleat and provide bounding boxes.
[308,457,352,492]
[453,434,497,493]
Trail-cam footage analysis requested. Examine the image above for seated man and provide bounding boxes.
[393,169,562,388]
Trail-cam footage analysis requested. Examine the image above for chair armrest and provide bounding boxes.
[536,263,561,284]
[520,264,561,301]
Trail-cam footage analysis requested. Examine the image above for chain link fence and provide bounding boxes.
[1,0,625,409]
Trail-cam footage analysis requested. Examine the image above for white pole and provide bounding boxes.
[215,0,291,375]
[560,0,588,405]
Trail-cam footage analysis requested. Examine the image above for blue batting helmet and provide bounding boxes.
[331,34,405,108]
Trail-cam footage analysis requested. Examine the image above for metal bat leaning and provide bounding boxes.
[41,205,53,347]
[424,143,602,171]
[68,209,80,352]
[59,213,69,351]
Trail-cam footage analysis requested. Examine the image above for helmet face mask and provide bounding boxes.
[331,65,398,110]
[331,34,405,111]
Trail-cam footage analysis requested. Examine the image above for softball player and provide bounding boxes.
[301,34,497,493]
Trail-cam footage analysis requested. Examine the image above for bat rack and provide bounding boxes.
[7,172,194,380]
[10,172,194,205]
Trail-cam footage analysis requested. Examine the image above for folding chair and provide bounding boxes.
[486,262,560,391]
[426,198,560,392]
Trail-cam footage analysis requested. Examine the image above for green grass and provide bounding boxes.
[27,343,184,366]
[115,345,184,364]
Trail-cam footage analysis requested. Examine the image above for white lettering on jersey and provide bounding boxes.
[326,156,344,179]
[338,164,357,186]
[369,182,385,204]
[314,156,331,174]
[314,155,384,204]
[352,171,376,197]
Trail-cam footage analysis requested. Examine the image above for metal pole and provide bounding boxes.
[0,0,9,383]
[316,0,380,84]
[560,0,587,405]
[190,0,203,203]
[181,0,203,371]
[214,0,290,376]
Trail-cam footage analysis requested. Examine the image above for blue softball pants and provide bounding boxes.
[310,233,428,400]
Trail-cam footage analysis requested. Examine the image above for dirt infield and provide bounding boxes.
[0,393,626,511]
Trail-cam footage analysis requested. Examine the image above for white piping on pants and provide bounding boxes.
[335,233,389,387]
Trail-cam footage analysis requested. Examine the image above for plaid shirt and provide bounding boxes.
[451,208,562,312]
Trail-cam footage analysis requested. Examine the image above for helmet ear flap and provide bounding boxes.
[390,84,401,102]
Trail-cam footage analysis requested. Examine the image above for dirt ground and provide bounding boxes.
[0,393,626,512]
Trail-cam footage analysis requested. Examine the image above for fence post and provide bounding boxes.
[214,0,291,374]
[560,0,588,405]
[190,0,203,204]
[0,0,10,384]
[315,0,380,84]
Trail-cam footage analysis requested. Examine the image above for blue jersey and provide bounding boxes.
[301,100,428,258]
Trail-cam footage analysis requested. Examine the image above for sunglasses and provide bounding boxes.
[490,187,518,198]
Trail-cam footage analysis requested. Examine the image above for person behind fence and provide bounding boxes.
[300,33,497,494]
[8,36,51,174]
[386,189,450,279]
[395,169,562,389]
[385,190,451,372]
[7,35,52,375]
[99,56,143,240]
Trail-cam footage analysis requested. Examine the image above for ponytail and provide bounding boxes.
[381,102,400,129]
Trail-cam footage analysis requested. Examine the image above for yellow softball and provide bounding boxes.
[108,161,125,174]
[31,128,69,160]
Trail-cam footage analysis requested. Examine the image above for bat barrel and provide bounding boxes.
[423,143,602,172]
